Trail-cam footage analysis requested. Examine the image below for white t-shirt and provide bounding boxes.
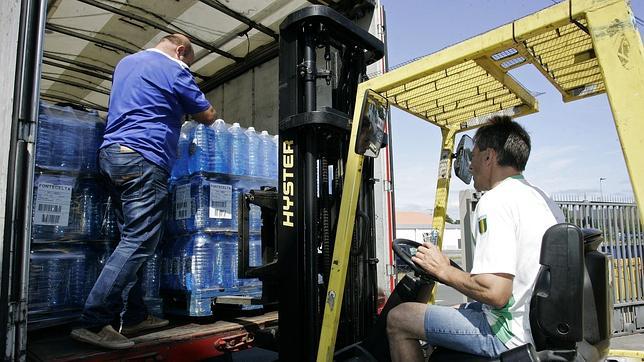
[471,175,564,349]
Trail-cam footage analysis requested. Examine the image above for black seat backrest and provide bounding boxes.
[580,228,612,357]
[530,223,584,350]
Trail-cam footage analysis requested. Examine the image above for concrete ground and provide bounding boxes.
[610,332,644,350]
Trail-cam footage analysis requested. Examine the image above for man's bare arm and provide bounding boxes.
[191,105,216,125]
[441,268,513,309]
[412,242,513,308]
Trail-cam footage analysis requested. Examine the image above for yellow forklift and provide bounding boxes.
[312,0,644,360]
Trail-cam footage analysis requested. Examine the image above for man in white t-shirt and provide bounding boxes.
[387,116,564,360]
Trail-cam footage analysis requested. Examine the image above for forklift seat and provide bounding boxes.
[430,224,611,361]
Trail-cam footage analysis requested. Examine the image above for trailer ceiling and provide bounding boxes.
[41,0,342,111]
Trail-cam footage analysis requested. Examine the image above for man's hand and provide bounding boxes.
[191,105,216,125]
[411,242,451,282]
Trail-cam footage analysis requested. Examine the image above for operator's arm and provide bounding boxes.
[191,105,216,125]
[440,266,512,308]
[412,243,513,308]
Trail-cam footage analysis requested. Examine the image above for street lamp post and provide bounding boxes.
[599,177,606,201]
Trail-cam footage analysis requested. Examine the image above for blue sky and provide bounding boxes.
[381,0,644,218]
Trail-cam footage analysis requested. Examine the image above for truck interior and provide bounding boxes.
[8,0,392,361]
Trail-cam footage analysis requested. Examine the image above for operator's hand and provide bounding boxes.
[411,242,451,282]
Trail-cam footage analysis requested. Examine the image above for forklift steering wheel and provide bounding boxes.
[392,238,463,281]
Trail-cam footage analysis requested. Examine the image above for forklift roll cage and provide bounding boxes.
[317,0,644,360]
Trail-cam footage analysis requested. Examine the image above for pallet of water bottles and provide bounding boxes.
[28,240,165,329]
[32,101,111,243]
[27,241,112,329]
[35,101,106,175]
[160,231,264,317]
[31,172,121,243]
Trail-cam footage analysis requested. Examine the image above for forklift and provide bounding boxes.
[234,0,644,360]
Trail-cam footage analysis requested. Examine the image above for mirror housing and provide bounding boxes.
[454,135,474,184]
[355,90,388,158]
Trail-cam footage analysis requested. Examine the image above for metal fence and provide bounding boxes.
[554,196,643,336]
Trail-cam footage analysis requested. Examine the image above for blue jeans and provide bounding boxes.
[80,144,169,329]
[425,302,508,357]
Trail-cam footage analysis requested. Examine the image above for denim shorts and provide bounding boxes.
[424,302,508,357]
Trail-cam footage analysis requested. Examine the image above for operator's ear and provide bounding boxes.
[486,148,497,165]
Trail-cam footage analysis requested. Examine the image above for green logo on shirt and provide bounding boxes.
[478,216,487,234]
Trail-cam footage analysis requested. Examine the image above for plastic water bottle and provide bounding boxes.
[258,131,271,178]
[59,110,81,171]
[35,104,54,169]
[77,178,101,240]
[172,122,195,180]
[44,250,71,309]
[28,250,53,312]
[214,233,238,288]
[180,232,214,291]
[249,234,262,267]
[231,182,244,231]
[245,127,260,177]
[100,198,120,241]
[91,120,106,172]
[270,135,279,179]
[211,233,225,288]
[93,241,115,275]
[161,236,181,291]
[229,123,248,176]
[78,111,103,172]
[68,247,89,307]
[243,234,262,288]
[189,123,216,175]
[212,119,231,174]
[142,250,161,298]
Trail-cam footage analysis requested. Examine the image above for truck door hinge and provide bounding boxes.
[8,301,28,324]
[383,180,392,192]
[385,264,396,276]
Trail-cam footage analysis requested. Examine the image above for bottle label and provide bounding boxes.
[209,183,232,219]
[33,181,73,226]
[175,184,191,220]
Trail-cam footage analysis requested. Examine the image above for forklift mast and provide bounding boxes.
[276,6,384,361]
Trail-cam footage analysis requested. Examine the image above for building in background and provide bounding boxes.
[395,211,461,250]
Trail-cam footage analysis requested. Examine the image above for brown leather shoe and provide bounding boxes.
[121,315,169,335]
[71,325,134,349]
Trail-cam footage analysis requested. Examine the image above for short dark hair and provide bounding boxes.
[473,115,531,171]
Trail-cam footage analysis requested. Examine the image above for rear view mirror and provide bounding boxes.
[355,90,388,158]
[454,135,474,184]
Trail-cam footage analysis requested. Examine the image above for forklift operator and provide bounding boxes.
[387,116,565,360]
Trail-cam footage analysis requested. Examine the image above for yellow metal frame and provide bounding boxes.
[317,0,644,360]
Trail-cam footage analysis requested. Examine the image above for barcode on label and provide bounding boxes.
[211,201,228,208]
[38,204,62,213]
[40,214,61,225]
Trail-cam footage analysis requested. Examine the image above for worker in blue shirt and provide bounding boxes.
[71,34,216,349]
